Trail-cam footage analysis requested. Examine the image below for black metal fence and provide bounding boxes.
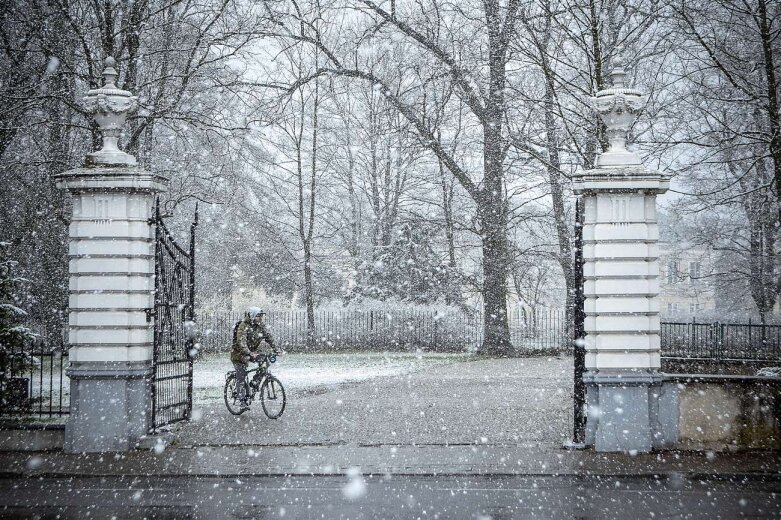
[199,310,781,362]
[661,319,781,361]
[198,308,571,354]
[0,340,69,420]
[5,312,781,423]
[198,309,483,352]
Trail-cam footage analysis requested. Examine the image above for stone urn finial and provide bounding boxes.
[591,53,645,167]
[82,56,138,167]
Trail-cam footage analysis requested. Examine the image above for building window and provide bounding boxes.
[688,261,701,285]
[666,259,679,284]
[667,303,679,314]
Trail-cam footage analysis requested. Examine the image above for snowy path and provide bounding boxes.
[192,351,474,405]
[178,356,574,448]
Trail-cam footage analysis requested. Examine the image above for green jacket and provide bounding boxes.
[230,317,275,365]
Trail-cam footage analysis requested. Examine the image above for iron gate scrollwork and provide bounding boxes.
[151,200,198,431]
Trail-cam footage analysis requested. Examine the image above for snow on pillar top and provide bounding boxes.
[591,53,645,168]
[82,56,139,167]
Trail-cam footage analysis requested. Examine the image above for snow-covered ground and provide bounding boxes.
[18,352,476,419]
[193,351,476,405]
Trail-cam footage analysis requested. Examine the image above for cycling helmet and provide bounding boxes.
[246,307,265,320]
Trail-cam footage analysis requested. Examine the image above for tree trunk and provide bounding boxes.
[295,77,318,348]
[479,121,511,353]
[303,82,319,348]
[588,0,608,152]
[303,243,315,348]
[539,42,575,333]
[477,7,512,355]
[438,157,461,306]
[343,118,361,260]
[480,217,512,354]
[756,0,781,227]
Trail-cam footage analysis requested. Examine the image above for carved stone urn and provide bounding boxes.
[591,55,645,167]
[82,56,138,167]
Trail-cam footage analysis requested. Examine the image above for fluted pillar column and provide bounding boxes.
[573,56,670,453]
[56,57,168,452]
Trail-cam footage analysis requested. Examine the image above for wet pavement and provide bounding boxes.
[1,356,780,517]
[1,474,779,519]
[179,356,573,447]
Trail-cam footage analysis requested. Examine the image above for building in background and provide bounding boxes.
[659,243,715,318]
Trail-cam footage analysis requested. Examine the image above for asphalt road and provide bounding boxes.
[178,357,573,448]
[1,474,779,519]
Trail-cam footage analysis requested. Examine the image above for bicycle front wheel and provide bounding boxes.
[224,373,248,416]
[260,375,286,419]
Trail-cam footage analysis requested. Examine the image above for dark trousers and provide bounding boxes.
[233,362,249,402]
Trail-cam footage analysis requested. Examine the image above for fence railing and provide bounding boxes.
[661,319,781,361]
[197,309,571,354]
[5,312,781,423]
[0,341,69,421]
[199,310,781,362]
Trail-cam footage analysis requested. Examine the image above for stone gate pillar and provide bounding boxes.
[56,57,167,452]
[573,56,670,453]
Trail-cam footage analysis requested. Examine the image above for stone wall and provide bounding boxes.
[665,376,781,450]
[0,425,64,451]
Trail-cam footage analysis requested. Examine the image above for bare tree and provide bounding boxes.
[671,0,781,224]
[258,0,527,353]
[662,0,781,319]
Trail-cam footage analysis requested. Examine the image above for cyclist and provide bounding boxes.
[230,307,278,410]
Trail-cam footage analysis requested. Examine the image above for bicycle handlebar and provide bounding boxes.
[251,352,280,364]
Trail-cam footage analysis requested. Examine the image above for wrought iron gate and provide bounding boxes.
[151,200,198,431]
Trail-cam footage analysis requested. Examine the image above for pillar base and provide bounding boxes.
[64,361,153,453]
[584,370,665,453]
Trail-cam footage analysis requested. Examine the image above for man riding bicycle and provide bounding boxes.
[230,307,279,410]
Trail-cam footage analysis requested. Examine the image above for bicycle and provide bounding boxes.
[224,352,286,418]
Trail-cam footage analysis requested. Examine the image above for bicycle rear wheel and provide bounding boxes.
[260,375,286,419]
[224,373,248,415]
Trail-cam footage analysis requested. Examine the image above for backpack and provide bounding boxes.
[232,320,242,345]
